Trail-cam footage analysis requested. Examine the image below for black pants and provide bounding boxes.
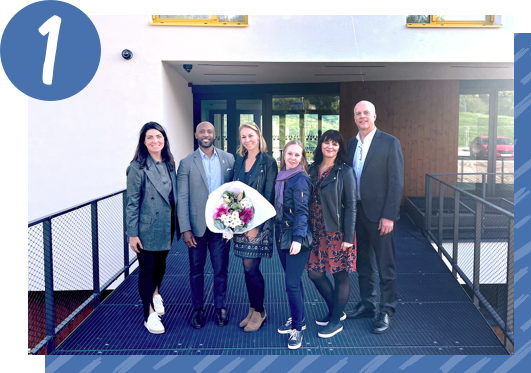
[355,201,397,316]
[243,258,265,313]
[137,249,170,321]
[188,228,230,309]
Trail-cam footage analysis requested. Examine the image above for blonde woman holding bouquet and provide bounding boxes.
[233,122,278,332]
[274,140,312,350]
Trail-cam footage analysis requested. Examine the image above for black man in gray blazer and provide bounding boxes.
[177,122,235,329]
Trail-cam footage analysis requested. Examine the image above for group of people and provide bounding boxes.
[125,100,404,350]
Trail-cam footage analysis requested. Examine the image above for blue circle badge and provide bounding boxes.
[1,1,101,101]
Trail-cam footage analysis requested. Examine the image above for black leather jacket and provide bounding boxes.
[309,162,357,243]
[233,152,278,204]
[233,152,279,230]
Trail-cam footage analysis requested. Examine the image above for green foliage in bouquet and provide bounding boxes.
[213,219,226,230]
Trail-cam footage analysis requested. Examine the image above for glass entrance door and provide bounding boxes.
[199,98,263,155]
[201,100,227,151]
[235,99,262,152]
[272,95,340,165]
[197,92,340,164]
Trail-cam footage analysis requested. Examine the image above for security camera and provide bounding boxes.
[121,49,133,60]
[183,64,193,73]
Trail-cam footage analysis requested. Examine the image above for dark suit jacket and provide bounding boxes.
[347,129,404,223]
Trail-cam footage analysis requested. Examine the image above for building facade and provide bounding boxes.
[28,15,514,219]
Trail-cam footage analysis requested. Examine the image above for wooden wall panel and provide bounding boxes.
[339,80,460,202]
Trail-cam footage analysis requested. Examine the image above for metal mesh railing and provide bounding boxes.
[28,190,136,355]
[425,173,514,353]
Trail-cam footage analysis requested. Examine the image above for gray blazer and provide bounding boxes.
[125,156,179,251]
[177,147,235,237]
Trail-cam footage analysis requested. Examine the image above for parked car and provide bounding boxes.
[289,102,304,110]
[469,136,514,159]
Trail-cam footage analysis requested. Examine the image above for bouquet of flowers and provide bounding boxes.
[213,190,254,232]
[206,181,276,240]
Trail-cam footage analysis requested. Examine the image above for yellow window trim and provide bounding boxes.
[150,15,248,27]
[407,15,502,28]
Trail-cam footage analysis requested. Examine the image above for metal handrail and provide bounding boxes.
[28,190,126,227]
[428,175,514,218]
[28,189,133,355]
[424,172,514,353]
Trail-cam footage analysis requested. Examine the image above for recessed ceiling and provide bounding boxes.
[166,61,513,85]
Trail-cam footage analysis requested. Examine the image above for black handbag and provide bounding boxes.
[279,224,313,252]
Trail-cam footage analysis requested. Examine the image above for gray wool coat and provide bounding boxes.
[177,147,235,237]
[125,156,179,251]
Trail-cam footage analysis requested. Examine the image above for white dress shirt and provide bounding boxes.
[353,126,377,200]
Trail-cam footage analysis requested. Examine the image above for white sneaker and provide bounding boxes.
[144,312,165,334]
[153,294,165,315]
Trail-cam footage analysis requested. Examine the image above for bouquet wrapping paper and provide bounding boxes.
[205,181,276,239]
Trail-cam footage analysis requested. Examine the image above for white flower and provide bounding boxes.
[240,198,253,209]
[230,217,243,228]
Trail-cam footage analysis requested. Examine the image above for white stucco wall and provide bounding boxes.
[139,15,513,63]
[28,17,196,221]
[28,15,514,220]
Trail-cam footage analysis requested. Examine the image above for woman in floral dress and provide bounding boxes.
[307,130,357,338]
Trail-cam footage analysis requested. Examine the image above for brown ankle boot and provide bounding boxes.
[244,310,267,332]
[239,307,255,328]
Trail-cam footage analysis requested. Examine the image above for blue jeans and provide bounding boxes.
[276,229,310,331]
[188,228,230,309]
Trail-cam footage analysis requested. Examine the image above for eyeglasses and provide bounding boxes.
[358,143,363,162]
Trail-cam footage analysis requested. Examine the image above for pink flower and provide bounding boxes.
[239,208,254,224]
[214,204,229,219]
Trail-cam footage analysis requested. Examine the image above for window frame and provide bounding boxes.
[407,15,501,28]
[150,15,248,27]
[459,80,514,175]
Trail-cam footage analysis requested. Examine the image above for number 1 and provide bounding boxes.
[39,15,61,85]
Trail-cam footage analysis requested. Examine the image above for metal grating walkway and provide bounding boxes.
[52,212,508,355]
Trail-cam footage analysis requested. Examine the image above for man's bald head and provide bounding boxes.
[196,121,215,134]
[354,100,377,135]
[354,100,376,115]
[195,121,216,149]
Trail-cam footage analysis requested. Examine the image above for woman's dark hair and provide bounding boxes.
[131,122,176,171]
[313,129,349,166]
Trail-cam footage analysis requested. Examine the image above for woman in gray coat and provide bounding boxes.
[126,122,179,334]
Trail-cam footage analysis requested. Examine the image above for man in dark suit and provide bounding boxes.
[345,101,404,333]
[177,121,235,329]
